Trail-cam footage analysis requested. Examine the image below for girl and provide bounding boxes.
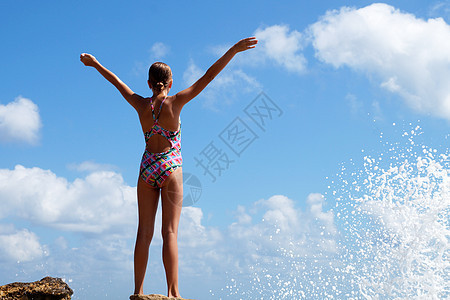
[80,37,258,298]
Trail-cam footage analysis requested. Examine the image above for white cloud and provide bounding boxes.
[0,225,47,262]
[134,193,338,278]
[150,42,170,60]
[0,164,136,233]
[179,207,223,248]
[182,59,204,87]
[309,3,450,120]
[0,96,42,144]
[176,194,338,277]
[253,25,307,73]
[0,164,136,279]
[306,193,336,235]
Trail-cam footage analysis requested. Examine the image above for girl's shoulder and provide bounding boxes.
[135,96,152,115]
[166,94,184,112]
[163,95,178,109]
[165,94,176,102]
[140,96,152,108]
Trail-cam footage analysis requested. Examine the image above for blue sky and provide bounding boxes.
[1,1,449,299]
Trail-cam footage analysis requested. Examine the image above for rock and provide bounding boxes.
[130,294,195,300]
[0,276,73,300]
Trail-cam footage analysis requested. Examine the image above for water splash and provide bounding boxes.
[220,124,449,299]
[222,230,347,299]
[335,125,449,299]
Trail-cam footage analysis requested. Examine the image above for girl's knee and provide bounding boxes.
[137,227,155,244]
[161,227,177,240]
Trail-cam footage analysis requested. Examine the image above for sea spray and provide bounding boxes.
[219,124,449,299]
[335,125,449,299]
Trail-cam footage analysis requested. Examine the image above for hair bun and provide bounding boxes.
[156,82,165,90]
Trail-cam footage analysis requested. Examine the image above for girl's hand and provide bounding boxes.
[232,37,258,53]
[80,53,98,67]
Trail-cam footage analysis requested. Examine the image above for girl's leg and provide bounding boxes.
[160,167,183,298]
[134,177,160,295]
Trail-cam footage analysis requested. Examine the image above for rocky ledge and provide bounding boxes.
[0,276,73,300]
[130,294,195,300]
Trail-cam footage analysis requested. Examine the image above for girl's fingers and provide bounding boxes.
[241,37,258,48]
[245,37,258,42]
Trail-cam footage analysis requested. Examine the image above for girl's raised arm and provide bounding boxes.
[173,37,258,108]
[80,53,145,111]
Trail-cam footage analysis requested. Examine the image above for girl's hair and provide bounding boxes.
[148,62,172,92]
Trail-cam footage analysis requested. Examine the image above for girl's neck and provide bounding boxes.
[152,91,168,99]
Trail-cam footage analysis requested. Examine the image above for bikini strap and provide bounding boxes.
[154,97,167,122]
[150,96,167,122]
[150,98,156,121]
